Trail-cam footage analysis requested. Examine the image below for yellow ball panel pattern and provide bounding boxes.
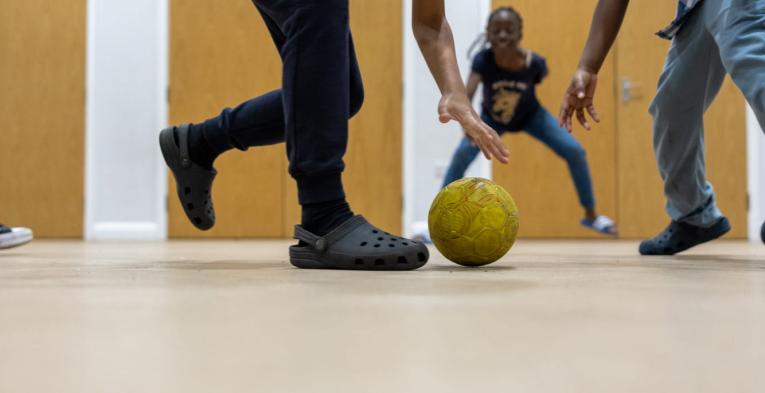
[428,178,519,266]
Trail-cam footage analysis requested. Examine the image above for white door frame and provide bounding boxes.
[747,105,764,242]
[402,0,493,237]
[85,0,168,240]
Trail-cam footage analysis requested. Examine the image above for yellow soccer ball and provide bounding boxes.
[428,178,519,266]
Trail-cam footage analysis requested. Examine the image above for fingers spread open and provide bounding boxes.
[558,103,568,128]
[587,104,600,123]
[476,138,491,161]
[485,125,509,163]
[559,103,574,132]
[576,108,591,131]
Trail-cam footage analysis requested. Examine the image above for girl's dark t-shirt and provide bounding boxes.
[472,48,548,131]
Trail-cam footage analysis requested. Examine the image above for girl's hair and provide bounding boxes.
[467,6,523,59]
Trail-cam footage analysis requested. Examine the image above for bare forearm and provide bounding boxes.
[465,73,480,103]
[410,0,509,162]
[412,0,466,95]
[578,0,630,73]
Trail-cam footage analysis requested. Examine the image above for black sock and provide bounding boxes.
[173,124,218,170]
[301,199,354,236]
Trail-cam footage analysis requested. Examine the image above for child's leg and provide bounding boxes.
[244,0,358,237]
[189,5,364,170]
[712,0,765,131]
[648,4,728,228]
[637,4,735,255]
[163,0,430,268]
[442,136,481,188]
[523,107,596,213]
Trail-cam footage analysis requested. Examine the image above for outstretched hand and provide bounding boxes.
[559,68,601,132]
[439,92,509,164]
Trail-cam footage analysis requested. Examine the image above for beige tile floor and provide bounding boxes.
[0,239,763,393]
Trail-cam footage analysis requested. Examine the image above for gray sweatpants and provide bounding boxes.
[650,0,765,227]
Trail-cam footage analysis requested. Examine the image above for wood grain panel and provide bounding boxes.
[614,1,672,239]
[0,0,85,237]
[169,0,285,238]
[492,0,618,238]
[616,0,746,238]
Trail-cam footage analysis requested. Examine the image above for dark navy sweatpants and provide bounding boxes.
[197,0,364,204]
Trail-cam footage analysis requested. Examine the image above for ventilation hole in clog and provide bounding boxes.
[360,242,368,247]
[417,253,427,262]
[372,230,379,234]
[374,244,381,248]
[391,238,397,242]
[375,259,385,266]
[389,244,395,248]
[377,237,384,241]
[355,259,363,265]
[402,242,409,246]
[397,256,408,264]
[194,217,202,225]
[184,187,191,195]
[187,203,194,210]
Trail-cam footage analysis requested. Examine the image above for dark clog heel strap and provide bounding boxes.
[177,124,192,169]
[293,215,369,252]
[294,226,328,252]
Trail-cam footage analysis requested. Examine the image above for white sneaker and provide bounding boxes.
[0,225,34,249]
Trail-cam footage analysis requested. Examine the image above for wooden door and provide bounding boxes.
[0,0,86,237]
[169,0,285,238]
[615,0,747,238]
[492,0,618,238]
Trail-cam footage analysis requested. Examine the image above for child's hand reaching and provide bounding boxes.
[439,92,510,164]
[559,68,601,132]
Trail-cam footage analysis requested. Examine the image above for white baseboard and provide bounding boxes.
[87,222,165,241]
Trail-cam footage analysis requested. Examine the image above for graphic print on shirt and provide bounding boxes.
[472,49,546,130]
[490,80,528,125]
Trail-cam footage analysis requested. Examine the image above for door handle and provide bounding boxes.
[622,79,644,104]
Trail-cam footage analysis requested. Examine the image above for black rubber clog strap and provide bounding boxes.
[178,124,192,169]
[293,216,368,252]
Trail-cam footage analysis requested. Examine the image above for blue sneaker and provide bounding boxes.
[639,217,730,256]
[581,215,618,236]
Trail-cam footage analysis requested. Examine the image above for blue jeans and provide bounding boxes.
[442,107,596,210]
[195,0,364,204]
[650,0,765,227]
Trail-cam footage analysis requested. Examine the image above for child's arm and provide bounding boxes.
[465,72,480,102]
[412,0,509,164]
[559,0,630,132]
